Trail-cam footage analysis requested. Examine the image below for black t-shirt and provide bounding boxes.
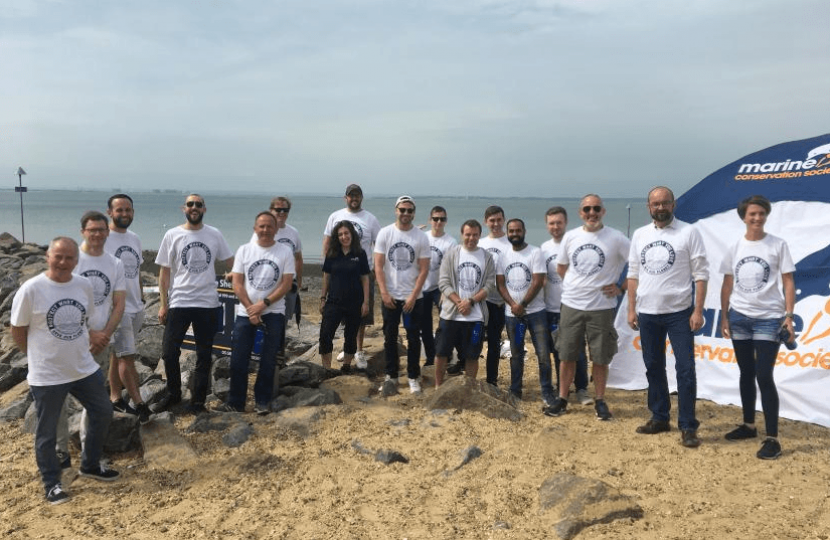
[323,249,370,305]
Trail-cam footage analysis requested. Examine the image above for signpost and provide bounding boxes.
[15,167,27,242]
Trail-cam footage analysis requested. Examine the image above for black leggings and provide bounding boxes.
[732,339,781,437]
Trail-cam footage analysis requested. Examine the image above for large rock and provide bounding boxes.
[278,361,340,388]
[538,473,644,540]
[136,325,164,365]
[272,386,342,412]
[273,406,324,437]
[0,380,32,421]
[0,353,27,392]
[222,422,254,447]
[105,413,141,452]
[0,232,22,253]
[426,376,523,421]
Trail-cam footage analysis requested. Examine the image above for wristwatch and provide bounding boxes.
[262,297,272,307]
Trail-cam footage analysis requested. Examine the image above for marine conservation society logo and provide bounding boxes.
[114,245,141,279]
[80,269,111,306]
[430,245,444,271]
[734,256,770,293]
[505,262,532,292]
[640,241,676,275]
[457,261,482,293]
[181,242,212,274]
[545,253,561,284]
[46,299,87,341]
[247,259,280,291]
[572,244,605,276]
[388,242,415,271]
[735,142,830,181]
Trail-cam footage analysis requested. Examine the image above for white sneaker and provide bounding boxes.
[576,389,594,406]
[379,375,398,392]
[408,377,422,394]
[355,350,368,369]
[336,351,345,362]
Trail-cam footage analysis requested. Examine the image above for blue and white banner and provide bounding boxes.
[609,133,830,427]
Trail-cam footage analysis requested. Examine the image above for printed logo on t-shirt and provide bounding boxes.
[545,253,561,283]
[247,259,281,291]
[485,247,502,256]
[457,261,483,294]
[640,240,676,275]
[572,244,605,276]
[181,242,213,274]
[114,245,141,279]
[277,237,297,253]
[430,245,444,271]
[735,256,771,293]
[80,269,111,306]
[46,299,87,341]
[388,242,415,271]
[505,262,532,292]
[350,221,365,240]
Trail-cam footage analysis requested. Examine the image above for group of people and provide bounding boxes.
[9,185,794,505]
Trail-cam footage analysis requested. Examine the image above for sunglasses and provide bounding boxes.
[582,205,602,213]
[431,216,447,222]
[398,207,415,214]
[186,201,204,209]
[270,207,290,214]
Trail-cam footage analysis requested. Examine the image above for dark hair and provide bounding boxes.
[545,206,567,220]
[484,205,504,219]
[81,211,108,230]
[107,193,134,209]
[506,218,525,231]
[430,205,447,216]
[255,211,278,226]
[460,219,482,234]
[270,196,291,210]
[737,195,771,219]
[327,220,363,258]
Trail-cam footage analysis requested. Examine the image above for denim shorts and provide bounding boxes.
[728,309,782,342]
[113,311,144,357]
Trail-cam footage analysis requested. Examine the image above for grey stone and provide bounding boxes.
[271,386,341,412]
[388,419,411,427]
[492,521,511,530]
[379,378,399,397]
[273,407,324,437]
[443,445,483,477]
[375,449,409,465]
[278,360,339,388]
[538,473,644,540]
[23,402,37,433]
[151,411,175,424]
[139,378,168,407]
[134,362,159,386]
[105,413,141,452]
[222,422,254,447]
[426,376,523,421]
[186,411,239,433]
[0,393,32,421]
[351,439,373,455]
[136,325,164,364]
[211,377,230,402]
[0,354,28,392]
[211,356,231,380]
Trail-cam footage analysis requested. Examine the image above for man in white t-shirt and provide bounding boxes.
[627,187,708,448]
[155,194,234,413]
[218,211,295,414]
[323,184,381,368]
[496,218,556,405]
[419,205,458,367]
[56,211,128,466]
[104,194,152,424]
[540,206,592,406]
[11,237,120,505]
[374,195,430,393]
[475,205,512,385]
[545,194,630,421]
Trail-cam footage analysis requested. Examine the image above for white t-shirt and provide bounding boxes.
[249,223,303,255]
[155,225,233,309]
[232,242,296,317]
[540,238,563,313]
[454,247,486,322]
[324,208,381,269]
[11,273,99,386]
[627,219,709,315]
[558,226,630,311]
[478,235,512,305]
[105,229,144,314]
[497,244,546,316]
[374,224,430,300]
[74,250,126,332]
[720,233,795,319]
[424,232,458,292]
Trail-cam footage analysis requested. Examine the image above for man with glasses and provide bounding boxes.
[627,186,708,448]
[323,184,381,369]
[420,206,457,367]
[156,194,234,413]
[545,194,630,420]
[374,196,430,393]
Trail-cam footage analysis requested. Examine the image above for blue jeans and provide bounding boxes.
[505,311,555,401]
[381,298,423,380]
[228,313,284,409]
[161,306,219,405]
[546,311,589,391]
[485,301,506,385]
[30,369,112,492]
[638,307,699,431]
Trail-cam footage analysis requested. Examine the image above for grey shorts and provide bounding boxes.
[112,311,144,357]
[556,304,618,366]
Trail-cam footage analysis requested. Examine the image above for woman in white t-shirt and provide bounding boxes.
[720,195,795,461]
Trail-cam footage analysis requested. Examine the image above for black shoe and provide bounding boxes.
[446,363,464,375]
[636,419,671,434]
[340,364,353,374]
[594,399,613,421]
[543,398,568,417]
[79,465,121,482]
[254,404,270,416]
[152,391,182,412]
[46,483,69,505]
[111,398,137,416]
[56,450,71,469]
[757,437,782,460]
[135,403,152,425]
[725,424,758,441]
[423,359,435,367]
[187,402,207,414]
[681,430,701,448]
[212,403,242,413]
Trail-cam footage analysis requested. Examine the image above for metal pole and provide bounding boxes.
[626,204,631,238]
[17,171,25,243]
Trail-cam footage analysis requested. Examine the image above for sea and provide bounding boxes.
[0,190,652,263]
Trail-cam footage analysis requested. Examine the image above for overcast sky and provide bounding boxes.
[2,0,828,197]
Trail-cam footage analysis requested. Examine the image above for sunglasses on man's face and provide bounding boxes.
[398,207,415,214]
[431,216,447,222]
[186,201,204,209]
[270,207,289,214]
[582,205,602,214]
